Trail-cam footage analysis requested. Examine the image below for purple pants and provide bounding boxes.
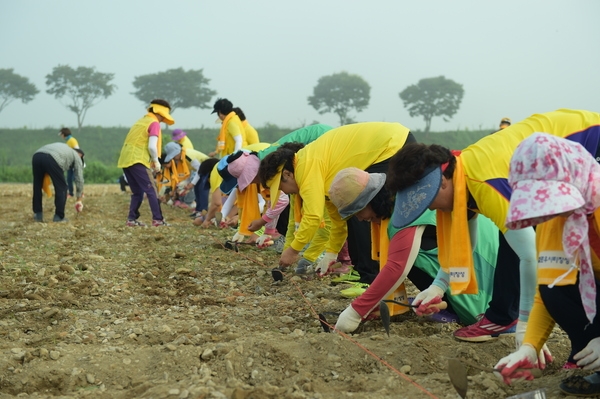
[123,164,163,221]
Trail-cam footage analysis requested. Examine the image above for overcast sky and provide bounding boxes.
[1,0,599,134]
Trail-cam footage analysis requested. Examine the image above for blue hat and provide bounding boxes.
[391,166,442,229]
[217,156,237,195]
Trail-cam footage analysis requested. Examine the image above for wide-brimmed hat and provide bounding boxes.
[391,166,442,229]
[172,129,186,141]
[163,142,182,163]
[217,151,260,194]
[328,167,386,219]
[505,132,595,230]
[148,103,174,125]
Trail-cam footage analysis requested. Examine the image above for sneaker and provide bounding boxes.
[152,219,170,227]
[53,215,68,222]
[331,269,361,284]
[560,375,600,396]
[34,212,44,222]
[126,219,147,227]
[270,236,285,254]
[453,315,517,342]
[295,258,314,275]
[340,282,369,299]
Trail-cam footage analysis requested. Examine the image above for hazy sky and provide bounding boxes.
[2,0,599,134]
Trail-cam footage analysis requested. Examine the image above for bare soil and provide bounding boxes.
[0,184,585,398]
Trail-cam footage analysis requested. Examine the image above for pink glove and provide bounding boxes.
[494,344,539,385]
[412,285,444,316]
[515,321,553,368]
[75,201,83,213]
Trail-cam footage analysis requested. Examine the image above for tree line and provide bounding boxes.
[1,67,464,133]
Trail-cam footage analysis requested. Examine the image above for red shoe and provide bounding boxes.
[453,315,517,342]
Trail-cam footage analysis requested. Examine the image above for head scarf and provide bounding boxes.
[507,132,600,323]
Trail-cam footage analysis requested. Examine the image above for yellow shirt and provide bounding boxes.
[461,109,600,232]
[243,120,260,145]
[178,136,194,150]
[221,113,247,157]
[292,122,410,253]
[209,164,222,195]
[65,136,79,149]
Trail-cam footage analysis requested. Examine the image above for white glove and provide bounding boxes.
[75,201,83,213]
[412,285,444,316]
[516,321,553,368]
[335,305,362,333]
[231,232,247,243]
[574,337,600,370]
[315,252,338,276]
[494,344,539,385]
[256,234,273,248]
[150,160,161,174]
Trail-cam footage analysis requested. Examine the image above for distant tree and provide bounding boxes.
[0,68,39,115]
[399,76,464,134]
[308,71,370,125]
[45,65,116,131]
[131,68,217,113]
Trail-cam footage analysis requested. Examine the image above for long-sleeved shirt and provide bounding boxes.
[292,122,410,253]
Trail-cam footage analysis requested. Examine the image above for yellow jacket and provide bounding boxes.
[292,122,410,253]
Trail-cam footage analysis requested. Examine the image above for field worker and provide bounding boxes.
[163,142,210,218]
[32,142,84,222]
[216,142,271,244]
[258,122,414,284]
[218,124,334,256]
[386,109,600,350]
[233,107,260,145]
[117,99,174,227]
[495,134,600,396]
[171,129,194,150]
[58,127,80,198]
[209,98,247,158]
[190,158,220,224]
[329,168,499,332]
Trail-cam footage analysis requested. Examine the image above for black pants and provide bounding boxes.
[32,153,67,219]
[484,230,520,325]
[276,202,290,236]
[540,278,600,362]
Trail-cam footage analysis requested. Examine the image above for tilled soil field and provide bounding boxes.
[0,184,586,398]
